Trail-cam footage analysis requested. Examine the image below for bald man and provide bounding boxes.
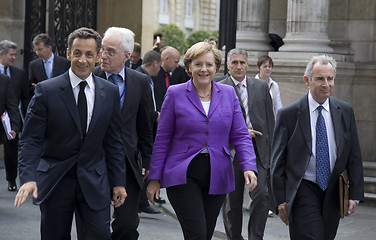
[151,46,181,111]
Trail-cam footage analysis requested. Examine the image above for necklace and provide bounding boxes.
[198,90,212,98]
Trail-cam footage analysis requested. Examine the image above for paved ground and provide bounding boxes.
[0,160,375,239]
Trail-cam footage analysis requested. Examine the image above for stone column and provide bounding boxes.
[279,0,333,53]
[236,0,273,56]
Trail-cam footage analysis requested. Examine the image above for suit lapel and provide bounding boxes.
[186,80,206,116]
[246,77,256,111]
[298,95,312,153]
[87,75,105,135]
[59,73,81,134]
[223,76,246,120]
[39,60,48,79]
[329,98,344,163]
[207,81,221,118]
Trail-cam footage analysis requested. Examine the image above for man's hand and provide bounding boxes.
[244,170,257,192]
[142,168,150,180]
[278,202,289,225]
[112,186,127,208]
[146,179,160,205]
[14,182,38,207]
[9,130,16,140]
[347,200,357,216]
[156,112,160,122]
[248,129,262,138]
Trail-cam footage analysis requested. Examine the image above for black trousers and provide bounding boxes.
[3,135,19,183]
[40,175,111,240]
[289,180,340,240]
[167,153,225,240]
[111,164,141,240]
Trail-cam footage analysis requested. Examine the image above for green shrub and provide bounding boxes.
[155,24,187,54]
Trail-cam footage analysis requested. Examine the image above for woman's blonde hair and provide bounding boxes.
[183,41,222,76]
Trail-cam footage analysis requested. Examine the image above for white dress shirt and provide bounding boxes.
[303,92,337,183]
[69,69,95,132]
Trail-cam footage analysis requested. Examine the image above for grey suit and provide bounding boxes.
[270,94,364,239]
[220,76,275,240]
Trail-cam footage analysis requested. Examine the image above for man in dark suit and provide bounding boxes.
[0,74,20,148]
[220,49,275,240]
[14,27,127,240]
[135,50,162,214]
[271,55,364,240]
[29,33,70,95]
[125,42,142,70]
[0,40,30,191]
[152,46,181,111]
[93,26,153,240]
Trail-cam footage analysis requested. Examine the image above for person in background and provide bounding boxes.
[93,26,153,240]
[220,48,275,240]
[147,41,258,240]
[271,55,364,240]
[14,27,127,240]
[0,39,29,191]
[125,42,142,70]
[152,33,164,53]
[135,50,163,214]
[255,56,282,117]
[29,33,70,95]
[152,46,180,112]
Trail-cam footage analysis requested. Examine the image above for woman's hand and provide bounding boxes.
[244,170,257,192]
[146,179,161,205]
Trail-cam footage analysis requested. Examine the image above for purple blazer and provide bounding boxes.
[148,79,257,194]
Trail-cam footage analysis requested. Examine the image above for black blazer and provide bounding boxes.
[0,74,20,143]
[93,66,153,188]
[125,58,142,70]
[29,55,71,95]
[271,95,364,223]
[29,55,71,84]
[9,66,30,119]
[18,72,126,211]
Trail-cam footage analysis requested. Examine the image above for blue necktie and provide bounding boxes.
[110,74,123,109]
[316,106,331,190]
[44,60,52,79]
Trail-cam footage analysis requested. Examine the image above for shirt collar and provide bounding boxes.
[44,53,54,63]
[308,91,330,113]
[230,75,247,87]
[105,67,125,82]
[69,68,94,90]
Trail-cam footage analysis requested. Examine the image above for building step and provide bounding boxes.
[363,161,376,178]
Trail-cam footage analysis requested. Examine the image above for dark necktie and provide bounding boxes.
[4,66,8,76]
[78,81,88,138]
[316,105,330,190]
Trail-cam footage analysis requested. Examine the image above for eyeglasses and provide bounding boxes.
[100,47,126,57]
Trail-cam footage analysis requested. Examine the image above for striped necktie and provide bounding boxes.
[237,82,252,129]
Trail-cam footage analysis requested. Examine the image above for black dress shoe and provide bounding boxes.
[140,205,161,214]
[8,182,17,191]
[154,196,166,204]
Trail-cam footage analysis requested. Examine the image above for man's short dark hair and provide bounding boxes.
[32,33,52,47]
[67,27,102,53]
[142,50,161,66]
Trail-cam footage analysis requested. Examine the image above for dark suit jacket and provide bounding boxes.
[152,65,189,112]
[18,72,126,211]
[8,66,30,119]
[0,74,20,143]
[29,55,71,84]
[220,76,275,169]
[271,94,364,223]
[125,58,143,70]
[29,55,71,95]
[93,66,153,189]
[134,66,159,126]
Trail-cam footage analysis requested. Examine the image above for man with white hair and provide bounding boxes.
[93,27,153,240]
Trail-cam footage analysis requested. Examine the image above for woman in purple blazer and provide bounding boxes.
[147,42,257,239]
